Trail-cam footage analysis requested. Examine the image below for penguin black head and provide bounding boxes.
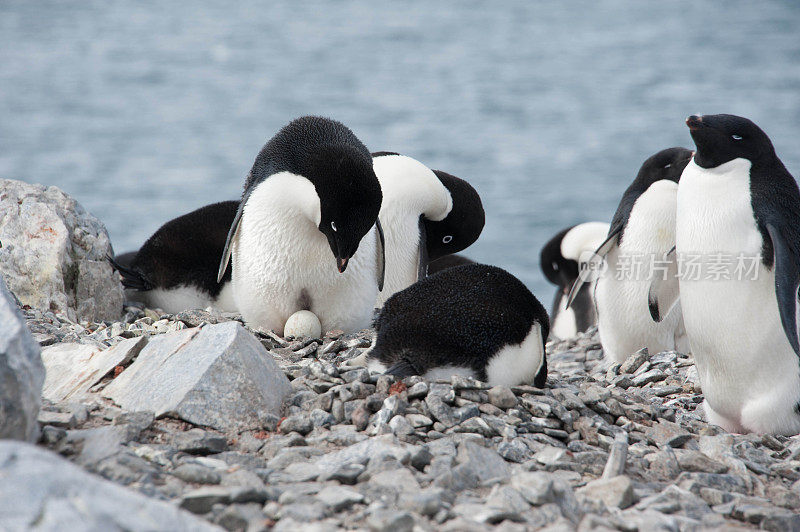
[686,114,775,169]
[422,170,485,262]
[311,144,383,272]
[635,146,694,186]
[540,225,578,292]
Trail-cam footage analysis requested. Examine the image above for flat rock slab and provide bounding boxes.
[0,276,44,441]
[42,336,146,402]
[103,322,290,432]
[0,441,219,531]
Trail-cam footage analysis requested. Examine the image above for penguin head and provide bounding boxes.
[636,147,694,186]
[686,114,775,169]
[311,143,383,273]
[540,226,578,291]
[423,170,485,261]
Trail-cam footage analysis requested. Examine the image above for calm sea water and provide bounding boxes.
[2,1,799,299]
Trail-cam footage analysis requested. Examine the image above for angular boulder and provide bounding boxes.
[102,322,291,432]
[0,179,123,322]
[0,277,44,441]
[0,441,219,531]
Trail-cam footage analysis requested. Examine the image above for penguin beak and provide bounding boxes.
[686,115,704,131]
[336,257,349,273]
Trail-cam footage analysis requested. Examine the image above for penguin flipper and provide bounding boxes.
[417,216,429,280]
[107,254,152,291]
[565,226,620,308]
[766,223,800,356]
[647,246,681,322]
[375,219,386,292]
[385,359,418,378]
[218,197,246,283]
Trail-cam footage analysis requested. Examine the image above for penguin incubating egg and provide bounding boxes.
[110,201,239,313]
[364,264,549,387]
[569,147,693,364]
[650,114,800,435]
[371,152,484,305]
[540,222,609,340]
[218,116,385,335]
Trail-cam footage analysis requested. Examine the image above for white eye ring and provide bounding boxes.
[664,163,672,168]
[442,235,453,244]
[732,134,743,141]
[331,221,337,232]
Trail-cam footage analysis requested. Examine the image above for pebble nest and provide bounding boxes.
[23,304,800,531]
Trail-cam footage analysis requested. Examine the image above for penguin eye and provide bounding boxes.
[442,235,453,244]
[331,221,337,232]
[732,134,743,141]
[552,262,559,271]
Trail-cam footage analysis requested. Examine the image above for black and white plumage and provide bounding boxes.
[110,201,238,313]
[360,264,549,387]
[540,222,609,340]
[568,147,693,364]
[371,152,484,305]
[218,116,385,335]
[650,114,800,435]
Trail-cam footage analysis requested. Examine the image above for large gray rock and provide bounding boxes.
[0,179,123,322]
[0,441,219,531]
[0,277,44,441]
[103,322,291,431]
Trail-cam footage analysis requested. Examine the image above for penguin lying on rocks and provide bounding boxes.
[354,263,549,387]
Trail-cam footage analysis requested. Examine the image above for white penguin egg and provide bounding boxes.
[283,310,322,339]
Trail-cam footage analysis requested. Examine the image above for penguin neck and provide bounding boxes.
[374,156,453,221]
[247,171,322,228]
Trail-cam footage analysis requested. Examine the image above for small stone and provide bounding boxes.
[674,449,729,474]
[647,419,692,448]
[576,475,635,509]
[180,487,233,514]
[406,414,433,428]
[351,404,371,431]
[310,409,335,429]
[456,441,510,483]
[279,414,313,435]
[407,381,429,399]
[619,348,649,374]
[498,439,532,463]
[367,509,414,532]
[320,463,365,485]
[37,410,75,429]
[488,386,518,409]
[631,368,667,386]
[171,429,228,455]
[316,485,364,511]
[172,463,222,485]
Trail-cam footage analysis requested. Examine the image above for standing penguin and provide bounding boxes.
[568,147,694,364]
[110,201,239,313]
[650,114,800,435]
[371,152,484,305]
[218,116,385,335]
[361,264,549,387]
[540,222,609,340]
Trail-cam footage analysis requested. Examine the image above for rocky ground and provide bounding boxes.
[15,303,800,531]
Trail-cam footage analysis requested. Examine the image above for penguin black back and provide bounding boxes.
[426,254,475,275]
[113,201,238,296]
[370,264,549,387]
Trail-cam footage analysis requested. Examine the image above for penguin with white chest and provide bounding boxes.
[218,116,385,335]
[650,114,800,435]
[110,201,239,313]
[371,152,485,305]
[363,264,549,387]
[568,147,694,364]
[540,222,610,340]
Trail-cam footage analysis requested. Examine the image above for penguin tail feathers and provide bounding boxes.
[385,359,419,379]
[107,255,153,291]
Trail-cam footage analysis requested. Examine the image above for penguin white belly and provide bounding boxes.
[376,208,422,306]
[213,282,238,313]
[144,286,215,314]
[485,322,545,386]
[596,180,683,364]
[231,176,378,335]
[677,159,800,434]
[550,295,578,340]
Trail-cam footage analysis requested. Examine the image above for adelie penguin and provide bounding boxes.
[540,222,609,340]
[568,147,694,364]
[218,116,385,335]
[371,152,484,304]
[110,201,239,313]
[357,264,549,387]
[650,114,800,435]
